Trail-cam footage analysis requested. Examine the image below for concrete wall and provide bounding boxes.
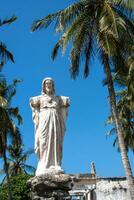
[96,179,129,200]
[70,175,130,200]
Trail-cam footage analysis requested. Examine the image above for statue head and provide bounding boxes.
[42,77,55,95]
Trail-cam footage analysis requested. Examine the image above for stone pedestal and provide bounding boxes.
[27,173,73,200]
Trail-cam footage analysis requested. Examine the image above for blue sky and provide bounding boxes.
[0,0,134,177]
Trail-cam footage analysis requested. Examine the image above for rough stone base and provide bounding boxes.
[27,173,73,200]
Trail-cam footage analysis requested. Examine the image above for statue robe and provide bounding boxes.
[30,94,69,175]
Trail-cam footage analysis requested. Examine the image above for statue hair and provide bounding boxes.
[41,77,55,95]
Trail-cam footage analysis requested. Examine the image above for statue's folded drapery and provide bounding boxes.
[30,94,69,175]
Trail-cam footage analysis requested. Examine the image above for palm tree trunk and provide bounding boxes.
[3,149,12,200]
[103,53,134,200]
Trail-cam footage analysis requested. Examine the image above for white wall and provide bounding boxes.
[96,180,130,200]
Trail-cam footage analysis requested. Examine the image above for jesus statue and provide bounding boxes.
[30,77,70,176]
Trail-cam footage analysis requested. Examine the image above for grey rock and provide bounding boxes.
[28,173,73,200]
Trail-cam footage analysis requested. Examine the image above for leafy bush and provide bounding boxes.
[0,173,33,200]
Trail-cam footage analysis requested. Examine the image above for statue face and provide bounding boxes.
[45,80,53,95]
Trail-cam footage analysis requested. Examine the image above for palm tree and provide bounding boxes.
[106,37,134,150]
[0,14,18,200]
[0,15,17,69]
[31,0,134,198]
[7,142,35,177]
[0,76,22,200]
[107,61,134,151]
[0,142,35,184]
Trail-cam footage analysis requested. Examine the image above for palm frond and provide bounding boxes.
[113,6,134,34]
[31,2,83,32]
[100,3,119,38]
[0,107,10,128]
[70,48,81,79]
[70,20,93,78]
[20,149,34,162]
[7,120,17,137]
[0,42,14,64]
[112,0,134,10]
[0,15,17,27]
[22,164,35,174]
[51,39,63,60]
[55,2,83,32]
[31,12,61,32]
[83,33,93,78]
[8,108,23,125]
[3,79,21,105]
[0,96,7,107]
[106,127,116,136]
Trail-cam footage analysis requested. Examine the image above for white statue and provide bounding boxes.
[30,77,70,176]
